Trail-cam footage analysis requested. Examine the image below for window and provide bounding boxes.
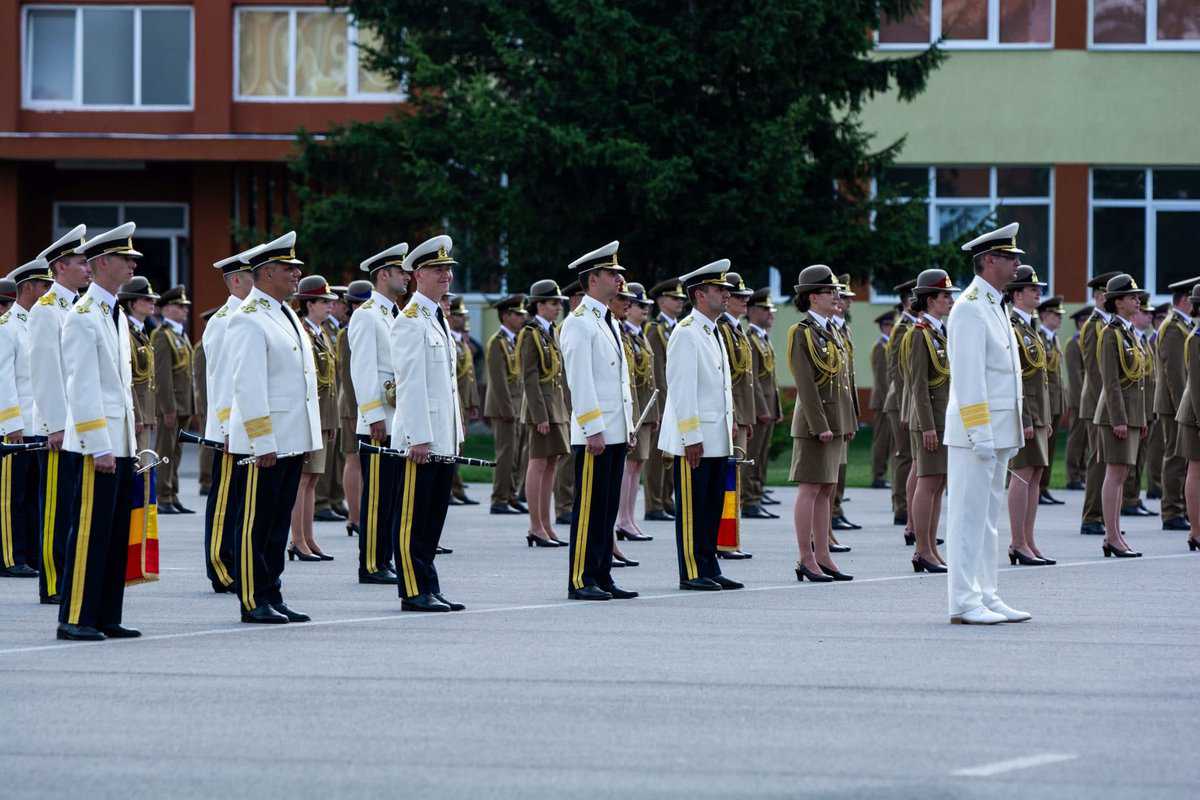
[22,6,192,109]
[235,7,401,101]
[878,0,1053,48]
[1091,169,1200,299]
[873,165,1054,298]
[1091,1,1200,48]
[54,202,190,291]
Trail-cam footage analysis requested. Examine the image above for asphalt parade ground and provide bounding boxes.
[1,450,1197,799]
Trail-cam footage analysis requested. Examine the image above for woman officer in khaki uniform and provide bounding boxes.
[614,282,658,547]
[1172,283,1200,553]
[1005,266,1056,566]
[1094,273,1149,558]
[902,269,958,574]
[786,265,853,583]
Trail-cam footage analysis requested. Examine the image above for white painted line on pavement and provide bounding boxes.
[0,552,1194,658]
[953,753,1078,777]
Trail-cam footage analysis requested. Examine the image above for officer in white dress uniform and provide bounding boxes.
[350,242,409,585]
[658,260,745,591]
[29,225,90,604]
[225,232,322,625]
[944,222,1033,625]
[389,235,465,612]
[0,260,53,578]
[559,241,638,601]
[200,246,258,594]
[55,223,140,641]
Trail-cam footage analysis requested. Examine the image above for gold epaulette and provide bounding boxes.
[0,311,8,325]
[215,306,229,319]
[403,305,419,318]
[37,291,56,307]
[964,287,979,301]
[571,305,585,317]
[361,299,375,310]
[75,297,93,314]
[240,302,257,313]
[679,317,693,327]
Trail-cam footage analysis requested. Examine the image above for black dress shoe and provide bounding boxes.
[718,550,752,560]
[1163,516,1192,531]
[57,624,104,641]
[831,515,862,531]
[436,545,453,555]
[157,503,178,515]
[454,494,480,506]
[447,495,464,506]
[679,577,722,591]
[0,564,38,577]
[313,509,345,522]
[1066,480,1085,490]
[1080,521,1106,535]
[743,505,779,520]
[601,584,638,599]
[41,594,61,605]
[616,528,653,541]
[893,512,907,526]
[761,495,781,506]
[612,553,639,567]
[100,624,142,638]
[644,510,674,522]
[333,503,351,517]
[829,542,852,553]
[433,593,466,611]
[870,478,891,489]
[664,505,677,516]
[359,570,399,585]
[711,574,744,590]
[556,513,574,525]
[173,502,195,514]
[491,503,522,514]
[1138,502,1158,516]
[401,593,452,612]
[272,603,310,622]
[508,499,529,513]
[1121,505,1152,517]
[1039,490,1065,505]
[568,586,612,600]
[198,485,210,496]
[241,606,289,624]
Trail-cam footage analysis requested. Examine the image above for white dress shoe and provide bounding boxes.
[949,606,1007,625]
[986,600,1032,623]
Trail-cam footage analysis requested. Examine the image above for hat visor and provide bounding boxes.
[119,292,160,302]
[916,285,963,294]
[792,283,840,294]
[528,294,569,302]
[1003,281,1047,291]
[729,288,753,297]
[15,273,54,285]
[295,292,338,301]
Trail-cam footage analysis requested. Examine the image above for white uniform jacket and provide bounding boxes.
[28,281,76,436]
[61,284,137,459]
[944,275,1024,450]
[657,309,734,457]
[0,307,35,435]
[226,287,322,457]
[389,291,464,456]
[559,294,634,446]
[202,294,243,441]
[348,290,396,435]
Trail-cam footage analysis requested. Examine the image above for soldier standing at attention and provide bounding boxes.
[151,286,195,515]
[643,279,685,521]
[715,273,755,559]
[117,278,159,452]
[1063,305,1093,490]
[559,242,637,601]
[553,281,585,525]
[1036,296,1067,506]
[485,294,529,516]
[56,223,141,640]
[886,279,917,533]
[829,277,861,535]
[337,280,373,538]
[869,310,895,490]
[1078,272,1121,536]
[314,286,348,523]
[350,243,409,585]
[447,295,484,508]
[30,225,90,605]
[1153,279,1196,531]
[741,288,782,520]
[614,282,658,545]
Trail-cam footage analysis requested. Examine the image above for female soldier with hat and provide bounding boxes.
[1094,273,1150,558]
[116,277,160,452]
[1172,283,1200,552]
[787,265,854,583]
[614,281,658,552]
[287,275,340,563]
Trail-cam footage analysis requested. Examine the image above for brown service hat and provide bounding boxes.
[158,285,191,306]
[649,278,687,300]
[293,275,337,300]
[117,276,160,302]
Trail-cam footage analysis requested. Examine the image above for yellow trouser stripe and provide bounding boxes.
[571,452,594,589]
[42,451,59,595]
[365,450,380,573]
[240,465,259,610]
[681,461,697,580]
[67,457,95,625]
[397,461,418,596]
[208,453,233,586]
[1,455,13,568]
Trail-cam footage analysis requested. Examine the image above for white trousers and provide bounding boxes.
[946,445,1017,616]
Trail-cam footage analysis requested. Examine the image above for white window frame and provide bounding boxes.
[870,165,1055,302]
[54,201,190,286]
[233,6,405,103]
[1088,168,1200,303]
[875,0,1055,51]
[1088,0,1200,51]
[21,5,194,111]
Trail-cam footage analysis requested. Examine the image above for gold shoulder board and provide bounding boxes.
[0,311,9,325]
[241,303,256,313]
[37,292,56,307]
[403,305,419,318]
[571,306,586,317]
[679,317,693,327]
[215,306,229,319]
[964,287,979,301]
[75,297,93,314]
[361,299,375,310]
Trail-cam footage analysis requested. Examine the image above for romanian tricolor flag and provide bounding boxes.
[125,466,159,586]
[716,458,740,552]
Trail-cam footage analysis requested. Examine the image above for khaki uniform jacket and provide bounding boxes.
[787,313,851,439]
[749,324,781,420]
[151,323,195,418]
[1065,333,1084,412]
[304,318,338,432]
[484,328,521,420]
[717,315,755,427]
[647,315,673,418]
[1143,333,1157,422]
[1011,311,1051,429]
[336,327,356,423]
[884,314,914,416]
[454,332,480,425]
[1043,327,1065,418]
[1093,319,1148,429]
[622,322,658,426]
[869,337,888,412]
[833,320,860,422]
[1154,310,1189,417]
[904,320,950,433]
[191,340,206,432]
[517,320,568,425]
[1174,330,1200,427]
[128,322,156,431]
[1079,310,1109,421]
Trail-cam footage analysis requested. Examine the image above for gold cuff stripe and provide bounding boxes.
[677,416,700,434]
[243,416,273,438]
[360,399,382,413]
[576,408,602,425]
[0,406,20,423]
[217,408,231,423]
[959,402,991,428]
[75,418,106,433]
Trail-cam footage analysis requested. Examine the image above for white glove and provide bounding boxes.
[972,440,996,462]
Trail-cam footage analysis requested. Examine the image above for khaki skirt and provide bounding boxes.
[527,422,569,459]
[1176,422,1200,461]
[909,429,947,476]
[627,423,654,462]
[303,430,334,475]
[789,436,842,484]
[1098,424,1141,466]
[1010,425,1050,469]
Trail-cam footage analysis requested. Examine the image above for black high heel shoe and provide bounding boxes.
[795,563,834,583]
[312,550,334,561]
[1008,549,1049,566]
[346,522,359,537]
[616,528,653,542]
[526,533,559,548]
[1032,553,1056,565]
[1189,538,1200,552]
[912,555,947,573]
[1102,542,1141,558]
[612,553,640,567]
[903,532,915,546]
[287,545,321,562]
[818,564,853,581]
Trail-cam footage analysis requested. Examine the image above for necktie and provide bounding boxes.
[281,303,303,342]
[604,310,621,349]
[112,304,120,326]
[436,307,445,327]
[392,305,399,319]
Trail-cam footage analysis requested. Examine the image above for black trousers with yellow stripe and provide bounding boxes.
[235,455,302,613]
[38,447,79,601]
[203,451,243,591]
[568,444,625,593]
[391,458,454,599]
[2,448,41,572]
[358,435,397,578]
[57,454,133,629]
[673,457,725,583]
